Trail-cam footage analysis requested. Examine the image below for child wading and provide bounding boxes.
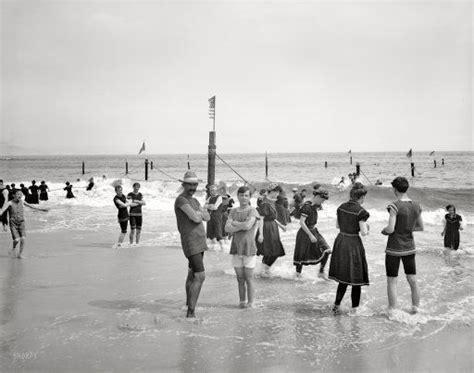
[225,186,259,308]
[0,189,48,258]
[382,176,424,315]
[293,187,331,279]
[442,204,463,250]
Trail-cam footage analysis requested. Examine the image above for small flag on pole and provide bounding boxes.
[208,96,215,119]
[429,150,435,156]
[138,141,146,155]
[406,148,412,159]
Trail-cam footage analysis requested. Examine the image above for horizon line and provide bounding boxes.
[1,149,472,157]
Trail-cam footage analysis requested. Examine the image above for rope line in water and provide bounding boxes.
[151,166,181,182]
[215,153,257,190]
[359,169,374,186]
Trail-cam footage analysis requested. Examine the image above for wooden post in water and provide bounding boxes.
[150,161,154,170]
[410,162,415,177]
[187,154,191,170]
[442,158,445,166]
[207,132,216,188]
[265,152,269,179]
[145,159,149,181]
[355,162,360,176]
[82,161,85,175]
[324,161,328,169]
[125,160,128,175]
[350,156,352,165]
[434,160,437,168]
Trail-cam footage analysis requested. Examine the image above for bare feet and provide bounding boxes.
[186,308,195,318]
[318,272,329,281]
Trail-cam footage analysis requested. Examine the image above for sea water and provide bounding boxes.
[0,152,472,370]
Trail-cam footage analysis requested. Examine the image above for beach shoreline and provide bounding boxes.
[1,228,472,372]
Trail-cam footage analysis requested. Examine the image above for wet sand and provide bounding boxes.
[0,229,472,372]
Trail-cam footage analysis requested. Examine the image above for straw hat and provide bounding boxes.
[179,170,199,183]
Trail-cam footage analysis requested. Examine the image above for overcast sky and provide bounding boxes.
[1,0,472,155]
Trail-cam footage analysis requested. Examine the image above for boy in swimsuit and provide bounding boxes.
[0,189,48,258]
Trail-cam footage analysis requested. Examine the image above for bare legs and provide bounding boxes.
[387,275,420,313]
[129,228,141,245]
[115,232,126,247]
[234,267,255,307]
[185,269,205,318]
[11,238,25,258]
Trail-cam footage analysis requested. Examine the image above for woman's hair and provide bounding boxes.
[237,186,251,196]
[350,182,368,200]
[446,204,456,213]
[115,185,122,192]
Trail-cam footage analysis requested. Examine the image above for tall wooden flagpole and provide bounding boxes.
[207,96,216,189]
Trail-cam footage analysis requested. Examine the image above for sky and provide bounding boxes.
[0,0,472,155]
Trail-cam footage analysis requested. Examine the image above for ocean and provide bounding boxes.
[0,151,473,371]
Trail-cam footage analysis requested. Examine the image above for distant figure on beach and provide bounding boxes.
[275,186,291,225]
[39,181,49,201]
[225,186,259,308]
[9,184,17,200]
[338,177,345,186]
[289,187,303,218]
[127,182,146,246]
[0,189,48,258]
[174,171,210,318]
[329,183,370,314]
[112,185,135,249]
[220,191,234,241]
[442,204,463,250]
[20,183,30,203]
[381,176,423,315]
[300,189,307,201]
[0,180,9,231]
[256,183,286,276]
[293,187,331,279]
[86,177,95,191]
[256,188,267,211]
[64,182,75,198]
[348,173,357,185]
[375,179,383,186]
[204,184,225,251]
[28,180,39,204]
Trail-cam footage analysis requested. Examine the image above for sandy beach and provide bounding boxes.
[1,226,472,372]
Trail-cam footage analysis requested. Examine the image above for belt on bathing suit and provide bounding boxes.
[339,232,359,237]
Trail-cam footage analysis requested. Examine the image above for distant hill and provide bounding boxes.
[0,142,42,156]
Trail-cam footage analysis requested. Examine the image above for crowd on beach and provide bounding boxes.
[0,172,466,319]
[172,170,465,318]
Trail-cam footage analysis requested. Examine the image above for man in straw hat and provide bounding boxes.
[174,170,210,318]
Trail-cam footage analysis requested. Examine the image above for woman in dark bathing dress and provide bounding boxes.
[39,181,49,201]
[256,183,286,276]
[329,183,370,314]
[28,180,40,204]
[442,204,463,250]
